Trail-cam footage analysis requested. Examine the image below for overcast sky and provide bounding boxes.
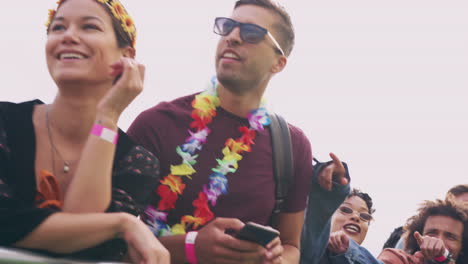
[2,0,468,256]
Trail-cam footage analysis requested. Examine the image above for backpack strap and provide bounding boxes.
[269,113,294,226]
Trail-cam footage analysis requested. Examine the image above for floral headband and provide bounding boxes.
[45,0,136,48]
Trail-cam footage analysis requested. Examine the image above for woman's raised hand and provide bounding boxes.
[97,57,146,124]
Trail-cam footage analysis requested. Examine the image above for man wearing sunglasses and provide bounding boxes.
[128,0,349,263]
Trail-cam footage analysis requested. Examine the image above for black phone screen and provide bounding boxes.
[236,222,279,247]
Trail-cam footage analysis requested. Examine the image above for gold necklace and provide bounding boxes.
[45,106,70,174]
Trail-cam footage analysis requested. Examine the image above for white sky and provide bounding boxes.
[2,0,468,256]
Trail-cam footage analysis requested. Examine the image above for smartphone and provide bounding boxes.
[236,222,280,247]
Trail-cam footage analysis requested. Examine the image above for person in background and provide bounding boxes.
[378,199,467,264]
[0,0,169,262]
[387,184,468,251]
[382,227,405,250]
[446,184,468,205]
[308,189,381,264]
[300,156,351,264]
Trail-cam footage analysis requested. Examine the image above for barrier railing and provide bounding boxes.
[0,247,125,264]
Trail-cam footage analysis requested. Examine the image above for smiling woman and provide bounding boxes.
[312,189,381,264]
[330,190,375,245]
[0,0,169,263]
[45,0,135,88]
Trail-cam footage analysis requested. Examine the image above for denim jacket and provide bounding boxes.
[324,239,384,264]
[299,160,383,264]
[300,160,351,264]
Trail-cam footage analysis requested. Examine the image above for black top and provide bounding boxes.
[0,100,160,261]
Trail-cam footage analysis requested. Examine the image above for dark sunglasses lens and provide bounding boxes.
[215,18,236,36]
[360,213,373,222]
[240,24,266,43]
[339,206,353,214]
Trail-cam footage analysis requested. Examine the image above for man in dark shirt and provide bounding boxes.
[128,0,347,263]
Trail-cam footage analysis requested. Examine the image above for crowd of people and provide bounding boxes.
[0,0,466,263]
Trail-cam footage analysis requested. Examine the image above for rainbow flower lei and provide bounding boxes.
[145,77,271,236]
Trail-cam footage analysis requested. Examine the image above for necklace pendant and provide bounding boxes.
[63,163,70,173]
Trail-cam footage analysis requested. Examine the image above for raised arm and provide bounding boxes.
[63,58,145,213]
[300,153,351,264]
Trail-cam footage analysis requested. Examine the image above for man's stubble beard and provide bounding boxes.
[217,69,263,96]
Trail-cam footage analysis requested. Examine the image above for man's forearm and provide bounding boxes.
[282,244,300,264]
[158,235,186,264]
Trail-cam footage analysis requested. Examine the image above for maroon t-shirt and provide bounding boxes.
[127,93,313,226]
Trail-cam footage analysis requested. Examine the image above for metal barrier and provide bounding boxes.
[0,247,125,264]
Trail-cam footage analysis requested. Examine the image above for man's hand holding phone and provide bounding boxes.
[235,222,280,247]
[235,222,283,264]
[195,218,283,264]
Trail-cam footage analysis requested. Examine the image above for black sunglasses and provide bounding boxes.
[338,205,373,222]
[213,17,285,56]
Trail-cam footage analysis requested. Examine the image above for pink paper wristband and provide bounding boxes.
[90,124,118,144]
[434,249,450,262]
[185,231,198,264]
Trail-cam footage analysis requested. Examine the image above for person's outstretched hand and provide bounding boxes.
[317,152,348,191]
[414,231,448,262]
[327,230,349,255]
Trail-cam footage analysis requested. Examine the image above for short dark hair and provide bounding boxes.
[403,199,468,263]
[447,184,468,198]
[348,188,375,214]
[234,0,295,57]
[382,226,405,249]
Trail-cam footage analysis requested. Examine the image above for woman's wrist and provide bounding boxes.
[90,123,119,145]
[94,113,118,130]
[95,105,121,128]
[116,213,136,239]
[92,111,119,145]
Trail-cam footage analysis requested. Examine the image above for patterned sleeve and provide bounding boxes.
[67,146,161,260]
[107,145,160,216]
